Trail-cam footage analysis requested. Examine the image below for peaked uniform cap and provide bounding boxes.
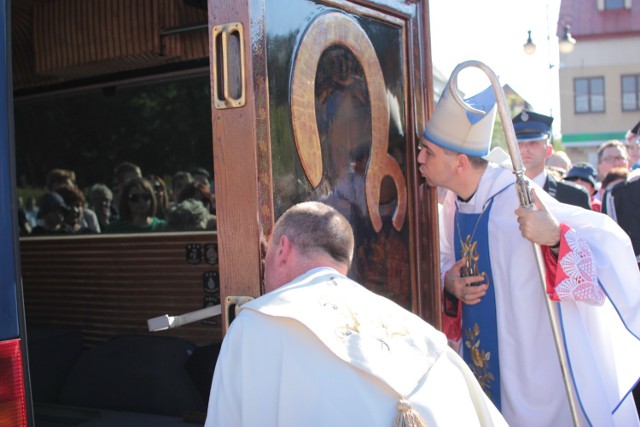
[513,110,553,142]
[422,83,497,157]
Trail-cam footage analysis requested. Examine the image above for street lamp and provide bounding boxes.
[523,30,537,55]
[524,25,576,56]
[558,24,576,54]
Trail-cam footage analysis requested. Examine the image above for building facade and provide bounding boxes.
[558,0,640,165]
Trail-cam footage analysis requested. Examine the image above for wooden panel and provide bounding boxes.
[20,232,222,348]
[417,1,441,327]
[27,0,208,83]
[210,0,266,333]
[162,0,209,59]
[34,0,165,77]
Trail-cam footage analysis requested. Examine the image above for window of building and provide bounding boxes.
[606,0,625,9]
[597,0,631,10]
[622,75,640,111]
[574,77,605,113]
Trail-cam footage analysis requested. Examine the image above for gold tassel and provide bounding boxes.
[393,398,427,427]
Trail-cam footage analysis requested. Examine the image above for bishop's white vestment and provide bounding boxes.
[440,163,640,426]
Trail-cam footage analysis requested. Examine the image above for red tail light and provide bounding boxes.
[0,339,27,427]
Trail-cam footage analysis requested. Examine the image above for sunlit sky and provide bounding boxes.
[429,0,563,122]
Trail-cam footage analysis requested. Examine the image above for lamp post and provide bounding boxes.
[523,30,537,55]
[523,15,576,119]
[559,24,576,54]
[524,24,576,56]
[523,28,555,117]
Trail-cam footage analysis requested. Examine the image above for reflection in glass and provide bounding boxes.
[315,47,408,308]
[315,46,371,187]
[267,4,411,308]
[15,73,214,235]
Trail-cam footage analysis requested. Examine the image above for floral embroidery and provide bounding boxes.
[319,291,409,351]
[556,228,604,305]
[464,323,494,397]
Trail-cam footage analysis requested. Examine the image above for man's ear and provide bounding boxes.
[545,144,553,160]
[276,235,293,266]
[456,153,469,170]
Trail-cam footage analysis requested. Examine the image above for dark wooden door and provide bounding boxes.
[210,0,441,331]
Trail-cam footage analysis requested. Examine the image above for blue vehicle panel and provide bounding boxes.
[0,0,20,342]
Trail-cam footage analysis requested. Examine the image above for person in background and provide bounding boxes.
[190,167,216,208]
[205,201,507,427]
[146,175,170,220]
[31,191,72,235]
[596,140,629,200]
[106,177,165,233]
[418,79,640,426]
[45,168,76,191]
[113,161,142,189]
[512,110,591,209]
[564,162,602,212]
[177,181,216,219]
[190,167,213,191]
[111,161,142,218]
[601,167,630,192]
[602,169,640,427]
[88,184,113,231]
[166,199,215,231]
[17,208,31,236]
[545,150,572,178]
[602,167,640,269]
[625,120,640,170]
[23,195,39,229]
[57,185,100,233]
[45,167,101,231]
[171,171,194,205]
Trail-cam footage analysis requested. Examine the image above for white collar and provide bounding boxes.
[532,170,548,188]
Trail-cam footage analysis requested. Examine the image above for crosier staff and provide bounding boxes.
[447,60,582,427]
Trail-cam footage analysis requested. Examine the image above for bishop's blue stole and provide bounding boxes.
[454,185,510,411]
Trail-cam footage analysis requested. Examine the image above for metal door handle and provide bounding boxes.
[224,295,254,329]
[212,22,246,109]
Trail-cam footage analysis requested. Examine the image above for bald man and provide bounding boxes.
[205,201,506,427]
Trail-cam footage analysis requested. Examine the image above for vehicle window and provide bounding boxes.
[15,73,216,236]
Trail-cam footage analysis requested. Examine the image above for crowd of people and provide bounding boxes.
[502,108,640,267]
[17,162,216,236]
[542,123,640,268]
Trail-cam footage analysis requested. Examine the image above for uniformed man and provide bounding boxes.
[625,120,640,170]
[512,110,591,209]
[603,168,640,268]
